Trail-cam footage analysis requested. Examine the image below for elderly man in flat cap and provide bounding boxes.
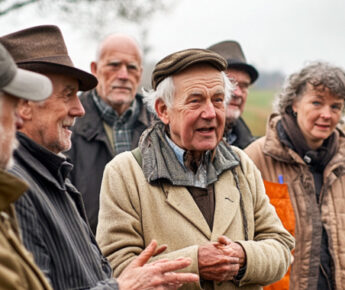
[208,40,259,149]
[0,43,52,289]
[96,48,295,290]
[0,25,198,290]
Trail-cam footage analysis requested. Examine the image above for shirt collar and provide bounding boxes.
[92,90,138,126]
[165,134,186,167]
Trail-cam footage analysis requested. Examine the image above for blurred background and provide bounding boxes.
[1,0,344,136]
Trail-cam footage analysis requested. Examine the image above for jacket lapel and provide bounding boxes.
[165,185,212,238]
[211,171,240,241]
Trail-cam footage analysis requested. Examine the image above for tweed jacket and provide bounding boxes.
[245,114,345,290]
[66,90,153,234]
[0,169,52,290]
[96,127,295,290]
[10,133,119,290]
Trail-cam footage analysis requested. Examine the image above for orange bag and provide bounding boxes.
[263,180,295,290]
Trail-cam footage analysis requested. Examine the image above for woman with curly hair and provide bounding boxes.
[245,62,345,290]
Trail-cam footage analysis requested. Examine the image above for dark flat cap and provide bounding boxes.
[0,25,97,91]
[207,40,258,84]
[152,48,227,89]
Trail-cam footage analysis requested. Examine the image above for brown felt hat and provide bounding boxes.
[0,25,97,91]
[207,40,258,84]
[151,48,227,89]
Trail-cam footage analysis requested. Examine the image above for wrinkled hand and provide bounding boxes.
[117,240,199,290]
[216,236,246,268]
[198,242,240,282]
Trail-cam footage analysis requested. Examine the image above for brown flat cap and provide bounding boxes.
[0,25,97,91]
[152,48,227,89]
[208,40,258,84]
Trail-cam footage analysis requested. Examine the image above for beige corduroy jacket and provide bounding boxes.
[96,147,295,290]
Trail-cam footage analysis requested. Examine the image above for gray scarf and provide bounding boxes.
[138,121,239,187]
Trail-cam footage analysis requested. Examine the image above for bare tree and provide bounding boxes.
[1,0,175,45]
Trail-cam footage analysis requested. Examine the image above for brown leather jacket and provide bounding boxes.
[245,114,345,290]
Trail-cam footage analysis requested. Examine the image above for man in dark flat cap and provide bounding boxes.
[0,42,52,290]
[96,48,294,290]
[208,40,258,149]
[0,25,198,290]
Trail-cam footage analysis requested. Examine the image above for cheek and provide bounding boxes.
[130,73,140,85]
[332,113,342,125]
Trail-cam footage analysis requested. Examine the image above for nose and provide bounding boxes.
[201,101,216,119]
[70,95,85,117]
[117,64,129,80]
[233,85,243,99]
[320,106,332,119]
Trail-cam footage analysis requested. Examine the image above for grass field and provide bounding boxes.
[241,90,278,137]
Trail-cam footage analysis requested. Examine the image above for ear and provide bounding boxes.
[17,99,33,121]
[90,61,97,76]
[155,98,170,125]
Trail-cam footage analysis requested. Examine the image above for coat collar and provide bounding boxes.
[264,113,345,170]
[139,122,240,187]
[75,90,151,142]
[0,169,28,211]
[13,132,73,192]
[163,169,241,239]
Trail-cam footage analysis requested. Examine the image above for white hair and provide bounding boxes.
[143,71,233,116]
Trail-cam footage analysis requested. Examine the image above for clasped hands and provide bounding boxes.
[198,236,246,282]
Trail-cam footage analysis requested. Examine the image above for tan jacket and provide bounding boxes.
[96,147,294,290]
[245,114,345,290]
[0,170,51,290]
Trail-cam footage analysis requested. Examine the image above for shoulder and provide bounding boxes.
[230,146,261,176]
[105,151,143,177]
[245,137,266,157]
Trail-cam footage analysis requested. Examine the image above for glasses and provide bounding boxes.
[235,81,250,92]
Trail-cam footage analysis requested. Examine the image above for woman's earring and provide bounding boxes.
[293,111,297,117]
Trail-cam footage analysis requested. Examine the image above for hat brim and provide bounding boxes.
[17,61,98,91]
[3,68,52,101]
[227,62,259,84]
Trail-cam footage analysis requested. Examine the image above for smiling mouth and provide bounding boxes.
[316,124,330,129]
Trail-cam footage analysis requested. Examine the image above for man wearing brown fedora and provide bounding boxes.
[0,25,198,290]
[66,33,153,235]
[96,48,294,290]
[208,40,259,149]
[0,42,53,289]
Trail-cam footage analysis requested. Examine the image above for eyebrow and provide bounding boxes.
[62,85,77,93]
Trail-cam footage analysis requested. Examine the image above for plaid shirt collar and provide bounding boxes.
[91,89,139,127]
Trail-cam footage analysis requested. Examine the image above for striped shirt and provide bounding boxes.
[10,133,119,290]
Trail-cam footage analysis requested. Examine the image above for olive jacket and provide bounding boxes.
[66,91,153,234]
[0,169,51,290]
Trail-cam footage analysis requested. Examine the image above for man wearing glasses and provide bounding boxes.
[208,40,259,149]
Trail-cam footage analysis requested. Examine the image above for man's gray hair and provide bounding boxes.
[273,61,345,115]
[143,71,233,115]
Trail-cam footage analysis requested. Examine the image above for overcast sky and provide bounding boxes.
[1,0,344,76]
